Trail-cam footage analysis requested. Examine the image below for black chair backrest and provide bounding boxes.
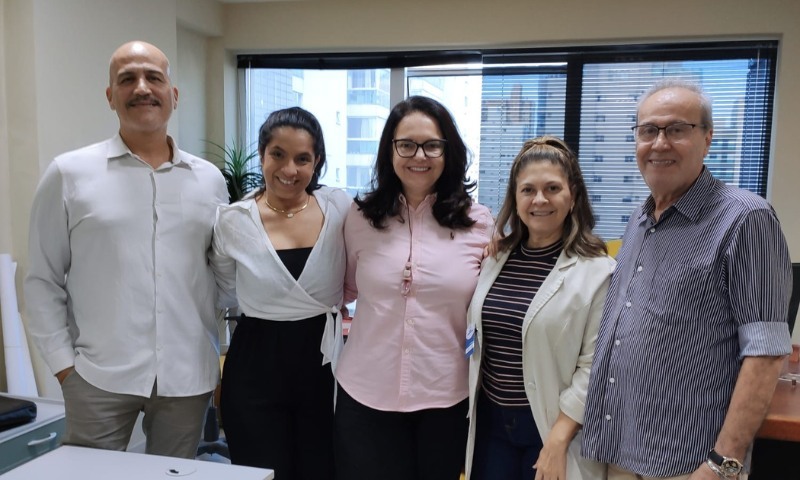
[788,263,800,334]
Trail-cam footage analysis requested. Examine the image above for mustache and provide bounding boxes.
[127,96,161,107]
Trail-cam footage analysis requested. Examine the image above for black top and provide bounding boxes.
[276,247,313,281]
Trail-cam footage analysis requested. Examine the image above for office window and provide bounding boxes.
[239,41,777,239]
[408,70,566,211]
[240,68,389,193]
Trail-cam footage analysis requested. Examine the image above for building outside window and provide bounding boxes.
[238,41,776,240]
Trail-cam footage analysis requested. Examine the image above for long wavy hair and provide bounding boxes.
[254,107,326,196]
[495,136,606,258]
[355,96,476,230]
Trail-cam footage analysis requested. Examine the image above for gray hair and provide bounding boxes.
[637,78,713,130]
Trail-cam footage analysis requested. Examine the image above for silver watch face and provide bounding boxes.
[721,459,743,474]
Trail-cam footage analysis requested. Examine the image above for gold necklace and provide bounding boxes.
[264,194,310,218]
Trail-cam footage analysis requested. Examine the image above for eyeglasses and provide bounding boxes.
[631,122,705,143]
[392,139,447,158]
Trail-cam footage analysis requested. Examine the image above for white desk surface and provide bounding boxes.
[0,445,274,479]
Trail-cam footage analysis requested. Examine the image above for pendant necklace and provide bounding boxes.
[264,194,310,218]
[401,204,413,297]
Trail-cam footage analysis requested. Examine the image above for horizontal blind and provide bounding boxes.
[580,58,774,239]
[240,41,777,236]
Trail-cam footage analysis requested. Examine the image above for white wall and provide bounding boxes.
[0,0,9,392]
[177,27,209,157]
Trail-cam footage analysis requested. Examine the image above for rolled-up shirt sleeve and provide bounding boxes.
[727,207,792,357]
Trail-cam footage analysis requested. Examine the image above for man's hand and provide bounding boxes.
[55,366,74,385]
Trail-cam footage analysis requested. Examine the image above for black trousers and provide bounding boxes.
[334,385,468,480]
[221,314,334,480]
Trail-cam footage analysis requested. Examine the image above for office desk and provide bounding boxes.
[0,446,274,479]
[750,356,800,478]
[756,379,800,441]
[756,357,800,442]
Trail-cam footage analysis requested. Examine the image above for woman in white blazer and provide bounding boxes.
[465,136,614,480]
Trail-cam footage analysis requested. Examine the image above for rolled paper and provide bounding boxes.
[0,253,39,396]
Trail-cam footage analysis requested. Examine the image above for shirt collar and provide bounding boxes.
[398,192,437,209]
[107,133,193,169]
[640,166,714,224]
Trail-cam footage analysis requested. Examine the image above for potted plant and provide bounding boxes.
[205,140,262,203]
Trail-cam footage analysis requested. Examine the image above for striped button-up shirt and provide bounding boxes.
[581,167,792,477]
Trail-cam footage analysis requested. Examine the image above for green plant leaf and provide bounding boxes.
[205,140,262,203]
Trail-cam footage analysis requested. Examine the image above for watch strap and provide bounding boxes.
[707,449,743,478]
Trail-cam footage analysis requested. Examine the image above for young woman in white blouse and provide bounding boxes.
[465,137,614,480]
[210,107,350,480]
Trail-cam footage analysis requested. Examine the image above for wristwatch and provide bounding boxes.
[707,449,743,478]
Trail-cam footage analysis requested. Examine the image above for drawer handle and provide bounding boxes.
[27,432,57,446]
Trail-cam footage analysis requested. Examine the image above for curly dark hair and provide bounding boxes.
[255,107,326,195]
[355,96,476,230]
[495,136,607,258]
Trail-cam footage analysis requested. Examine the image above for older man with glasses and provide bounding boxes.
[581,78,792,480]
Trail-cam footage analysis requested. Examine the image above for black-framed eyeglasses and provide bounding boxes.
[631,122,706,143]
[392,139,447,158]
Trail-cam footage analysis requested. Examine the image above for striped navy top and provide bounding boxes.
[582,167,793,477]
[480,240,562,407]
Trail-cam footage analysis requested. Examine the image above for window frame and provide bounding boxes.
[237,40,779,229]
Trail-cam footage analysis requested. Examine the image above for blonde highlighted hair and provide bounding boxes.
[494,136,607,258]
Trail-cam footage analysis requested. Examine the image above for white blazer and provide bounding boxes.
[465,248,615,480]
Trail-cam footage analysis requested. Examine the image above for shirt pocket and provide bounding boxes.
[645,262,711,324]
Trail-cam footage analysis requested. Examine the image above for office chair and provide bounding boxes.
[195,357,229,460]
[787,263,800,334]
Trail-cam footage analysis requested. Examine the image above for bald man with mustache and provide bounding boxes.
[25,41,228,458]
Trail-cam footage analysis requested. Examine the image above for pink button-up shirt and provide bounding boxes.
[336,195,493,412]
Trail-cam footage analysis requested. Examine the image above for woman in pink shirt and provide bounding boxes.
[334,96,493,480]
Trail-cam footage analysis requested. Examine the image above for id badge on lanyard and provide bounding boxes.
[465,324,476,358]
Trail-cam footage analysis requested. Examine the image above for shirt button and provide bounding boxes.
[615,339,621,346]
[625,301,632,308]
[404,348,410,354]
[609,378,615,384]
[406,318,414,326]
[605,414,612,421]
[649,227,656,233]
[637,265,643,272]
